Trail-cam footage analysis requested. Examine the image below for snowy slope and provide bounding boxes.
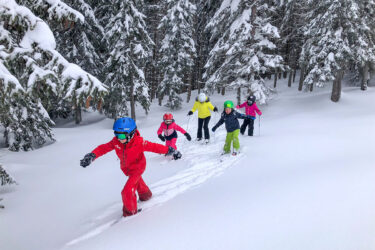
[1,81,375,250]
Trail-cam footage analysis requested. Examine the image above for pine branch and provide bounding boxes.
[0,165,17,186]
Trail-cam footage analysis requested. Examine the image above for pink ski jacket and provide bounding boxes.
[157,121,186,140]
[236,102,262,117]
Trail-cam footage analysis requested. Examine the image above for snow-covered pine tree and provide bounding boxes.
[351,0,375,91]
[0,164,17,186]
[0,1,54,150]
[301,0,374,102]
[277,0,307,88]
[19,0,105,124]
[0,57,53,151]
[0,0,106,151]
[144,0,165,102]
[103,0,153,119]
[157,0,197,109]
[203,0,232,95]
[205,0,283,104]
[192,0,222,96]
[54,0,105,81]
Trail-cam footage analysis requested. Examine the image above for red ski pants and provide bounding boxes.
[165,138,177,150]
[121,175,152,215]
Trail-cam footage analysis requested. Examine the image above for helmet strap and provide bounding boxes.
[123,130,136,144]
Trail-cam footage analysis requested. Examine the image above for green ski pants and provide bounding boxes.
[224,129,240,153]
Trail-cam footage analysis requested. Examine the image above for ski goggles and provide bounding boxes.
[114,132,130,140]
[164,119,173,124]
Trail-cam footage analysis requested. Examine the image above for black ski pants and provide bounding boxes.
[197,116,211,139]
[240,118,254,136]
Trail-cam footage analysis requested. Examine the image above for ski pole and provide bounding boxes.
[258,116,261,136]
[213,112,217,142]
[186,115,191,132]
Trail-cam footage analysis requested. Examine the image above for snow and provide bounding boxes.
[60,56,107,98]
[0,61,23,92]
[217,0,241,15]
[20,20,56,50]
[44,0,84,23]
[1,78,375,250]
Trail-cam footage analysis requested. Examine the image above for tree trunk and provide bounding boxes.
[309,83,313,92]
[293,69,296,82]
[217,87,220,94]
[298,66,305,91]
[187,71,193,103]
[331,71,343,102]
[75,104,82,124]
[283,71,288,79]
[197,44,202,95]
[237,87,241,105]
[150,66,157,101]
[288,70,293,87]
[361,63,369,91]
[130,81,136,120]
[221,87,225,96]
[274,69,278,88]
[158,96,163,106]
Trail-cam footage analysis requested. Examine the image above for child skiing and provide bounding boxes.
[187,93,218,143]
[236,95,262,136]
[157,113,191,149]
[80,117,182,217]
[211,101,249,155]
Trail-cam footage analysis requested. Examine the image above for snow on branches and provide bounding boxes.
[0,0,106,150]
[0,165,17,186]
[205,0,284,104]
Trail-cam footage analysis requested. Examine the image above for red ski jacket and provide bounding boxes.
[92,130,169,176]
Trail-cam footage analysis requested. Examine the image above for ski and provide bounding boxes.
[219,151,239,162]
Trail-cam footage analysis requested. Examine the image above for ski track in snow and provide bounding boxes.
[65,118,244,247]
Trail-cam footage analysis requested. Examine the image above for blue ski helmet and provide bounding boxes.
[113,117,137,134]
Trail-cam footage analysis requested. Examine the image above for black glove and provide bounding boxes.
[80,153,96,168]
[173,151,182,160]
[212,127,216,132]
[184,133,191,141]
[188,111,193,116]
[213,107,218,112]
[158,134,165,142]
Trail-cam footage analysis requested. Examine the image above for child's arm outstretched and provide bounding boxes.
[143,140,182,160]
[188,102,199,115]
[254,103,262,116]
[80,139,115,167]
[211,113,225,132]
[174,123,191,141]
[236,102,246,109]
[234,111,248,120]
